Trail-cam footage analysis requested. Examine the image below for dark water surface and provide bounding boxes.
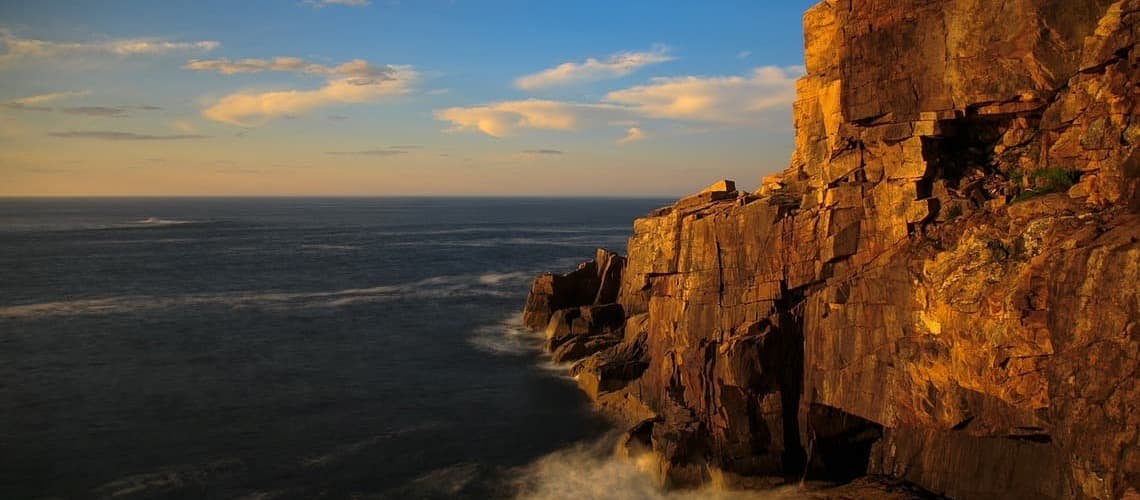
[0,197,669,499]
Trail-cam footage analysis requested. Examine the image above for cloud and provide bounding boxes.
[617,127,647,145]
[184,57,392,81]
[2,94,164,118]
[59,106,130,117]
[737,50,752,60]
[198,61,415,126]
[1,90,90,110]
[49,131,208,140]
[437,66,803,138]
[514,47,673,90]
[604,66,804,124]
[325,149,408,156]
[303,0,371,7]
[0,28,218,65]
[172,120,198,133]
[520,149,564,155]
[434,99,629,138]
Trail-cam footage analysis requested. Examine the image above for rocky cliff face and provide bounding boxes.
[523,1,1140,498]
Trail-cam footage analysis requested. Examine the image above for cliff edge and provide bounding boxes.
[523,1,1140,498]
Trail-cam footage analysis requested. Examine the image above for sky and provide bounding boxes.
[0,0,818,197]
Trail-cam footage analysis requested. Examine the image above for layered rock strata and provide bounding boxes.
[522,1,1140,498]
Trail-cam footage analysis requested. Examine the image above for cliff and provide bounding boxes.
[522,1,1140,498]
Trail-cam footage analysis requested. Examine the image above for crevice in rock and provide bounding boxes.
[806,404,884,483]
[773,286,807,476]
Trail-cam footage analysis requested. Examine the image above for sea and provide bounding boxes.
[0,197,728,500]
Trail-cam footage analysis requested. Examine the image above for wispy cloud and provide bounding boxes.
[434,99,629,138]
[49,131,208,141]
[617,126,647,145]
[0,28,218,66]
[1,90,90,111]
[514,46,673,90]
[604,66,803,124]
[303,0,371,7]
[184,57,391,82]
[59,106,130,117]
[325,148,408,156]
[3,93,163,118]
[172,120,198,133]
[520,149,564,155]
[437,66,802,138]
[197,58,416,126]
[737,50,752,60]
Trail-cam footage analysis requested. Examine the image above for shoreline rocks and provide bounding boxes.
[521,1,1139,498]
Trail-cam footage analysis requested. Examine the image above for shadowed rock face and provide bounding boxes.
[522,1,1140,498]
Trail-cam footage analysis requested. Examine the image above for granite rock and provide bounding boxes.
[523,1,1140,497]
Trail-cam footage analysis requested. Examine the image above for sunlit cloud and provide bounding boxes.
[199,63,416,126]
[513,149,567,160]
[0,28,218,66]
[49,130,208,141]
[514,46,673,90]
[616,127,647,145]
[184,57,392,81]
[172,120,198,133]
[438,66,802,138]
[1,90,90,111]
[604,66,804,124]
[434,99,629,138]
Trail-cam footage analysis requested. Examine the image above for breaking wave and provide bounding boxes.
[511,437,811,500]
[468,313,543,356]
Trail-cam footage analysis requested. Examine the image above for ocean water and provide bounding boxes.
[0,197,671,499]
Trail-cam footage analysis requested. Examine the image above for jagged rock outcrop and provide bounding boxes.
[522,1,1140,498]
[522,248,624,331]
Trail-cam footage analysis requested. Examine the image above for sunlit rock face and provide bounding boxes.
[523,0,1140,498]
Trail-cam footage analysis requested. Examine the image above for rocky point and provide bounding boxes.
[522,1,1140,498]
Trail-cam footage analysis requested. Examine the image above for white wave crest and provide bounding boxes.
[512,438,810,500]
[0,271,527,319]
[468,313,543,356]
[135,217,197,226]
[478,271,532,285]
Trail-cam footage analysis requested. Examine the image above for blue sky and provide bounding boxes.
[0,0,818,196]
